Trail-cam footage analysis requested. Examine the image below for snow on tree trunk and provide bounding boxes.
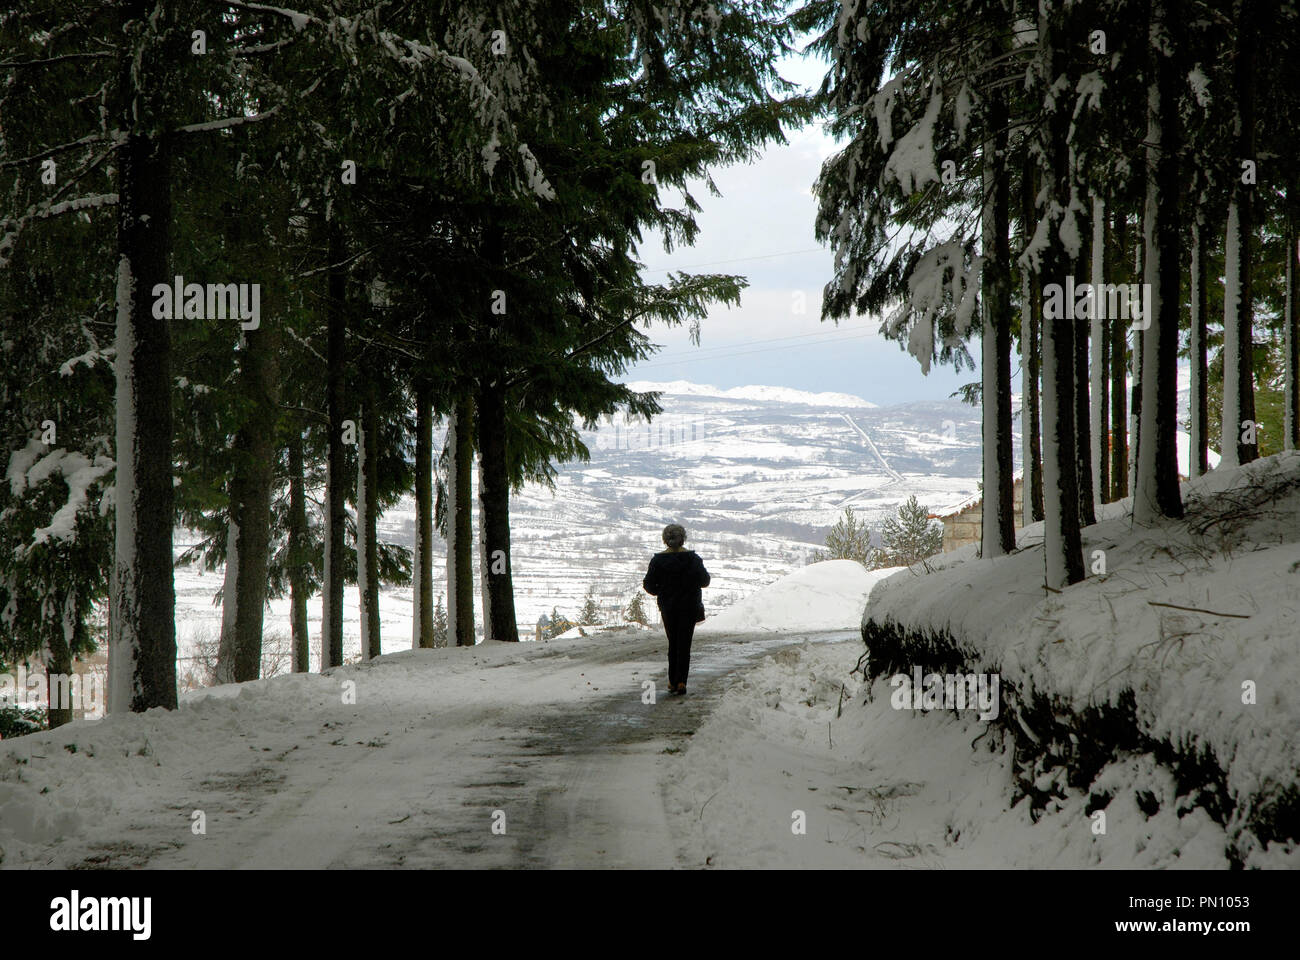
[980,84,1015,558]
[477,380,519,642]
[109,123,177,715]
[477,454,493,642]
[446,394,475,646]
[1089,196,1108,502]
[1221,201,1250,468]
[1222,1,1258,467]
[1110,210,1129,500]
[1134,0,1184,525]
[413,381,434,648]
[1190,211,1210,475]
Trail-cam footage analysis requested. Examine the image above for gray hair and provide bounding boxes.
[662,523,686,549]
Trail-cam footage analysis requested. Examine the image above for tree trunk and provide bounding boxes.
[287,426,311,672]
[1222,0,1258,467]
[1133,0,1185,525]
[413,380,434,648]
[357,373,381,660]
[1110,210,1129,500]
[478,454,492,641]
[109,24,177,713]
[1037,2,1085,589]
[1073,202,1096,528]
[1090,196,1109,502]
[1020,160,1044,524]
[1287,209,1300,451]
[981,84,1015,557]
[46,595,74,729]
[321,221,346,669]
[216,312,281,683]
[1129,215,1142,497]
[1190,210,1210,475]
[477,380,518,641]
[446,394,476,646]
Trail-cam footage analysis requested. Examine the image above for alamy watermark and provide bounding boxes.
[151,275,260,330]
[890,667,1000,721]
[592,415,707,451]
[0,665,105,717]
[50,890,151,940]
[1043,275,1151,331]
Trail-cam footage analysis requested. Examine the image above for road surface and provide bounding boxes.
[62,630,842,870]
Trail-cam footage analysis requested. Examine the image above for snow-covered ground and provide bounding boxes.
[697,559,904,634]
[668,639,1233,868]
[862,452,1300,868]
[6,548,1282,869]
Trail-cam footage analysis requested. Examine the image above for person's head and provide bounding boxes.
[662,523,686,550]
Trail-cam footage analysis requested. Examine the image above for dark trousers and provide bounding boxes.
[663,611,697,688]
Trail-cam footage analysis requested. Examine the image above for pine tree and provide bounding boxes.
[544,607,573,640]
[579,587,600,626]
[876,496,942,569]
[626,592,649,625]
[819,506,875,567]
[432,596,449,649]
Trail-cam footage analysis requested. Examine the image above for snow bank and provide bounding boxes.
[697,560,904,634]
[862,452,1300,864]
[668,639,1234,868]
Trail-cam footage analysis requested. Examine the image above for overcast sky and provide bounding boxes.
[625,50,976,406]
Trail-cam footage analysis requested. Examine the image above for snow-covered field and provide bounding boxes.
[170,379,994,674]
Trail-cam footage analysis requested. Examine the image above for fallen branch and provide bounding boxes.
[1146,600,1250,619]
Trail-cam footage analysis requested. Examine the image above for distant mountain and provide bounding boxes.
[623,380,880,410]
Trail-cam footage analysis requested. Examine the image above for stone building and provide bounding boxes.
[931,474,1025,553]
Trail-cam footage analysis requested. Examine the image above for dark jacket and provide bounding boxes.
[643,549,710,619]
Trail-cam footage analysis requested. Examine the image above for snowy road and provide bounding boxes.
[2,629,843,870]
[161,630,838,870]
[3,616,1240,869]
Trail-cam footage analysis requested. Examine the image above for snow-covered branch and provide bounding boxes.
[0,132,114,170]
[176,106,281,134]
[0,194,117,269]
[0,50,116,69]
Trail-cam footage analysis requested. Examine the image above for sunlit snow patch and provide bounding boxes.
[697,559,905,634]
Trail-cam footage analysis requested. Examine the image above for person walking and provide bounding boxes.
[642,523,710,695]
